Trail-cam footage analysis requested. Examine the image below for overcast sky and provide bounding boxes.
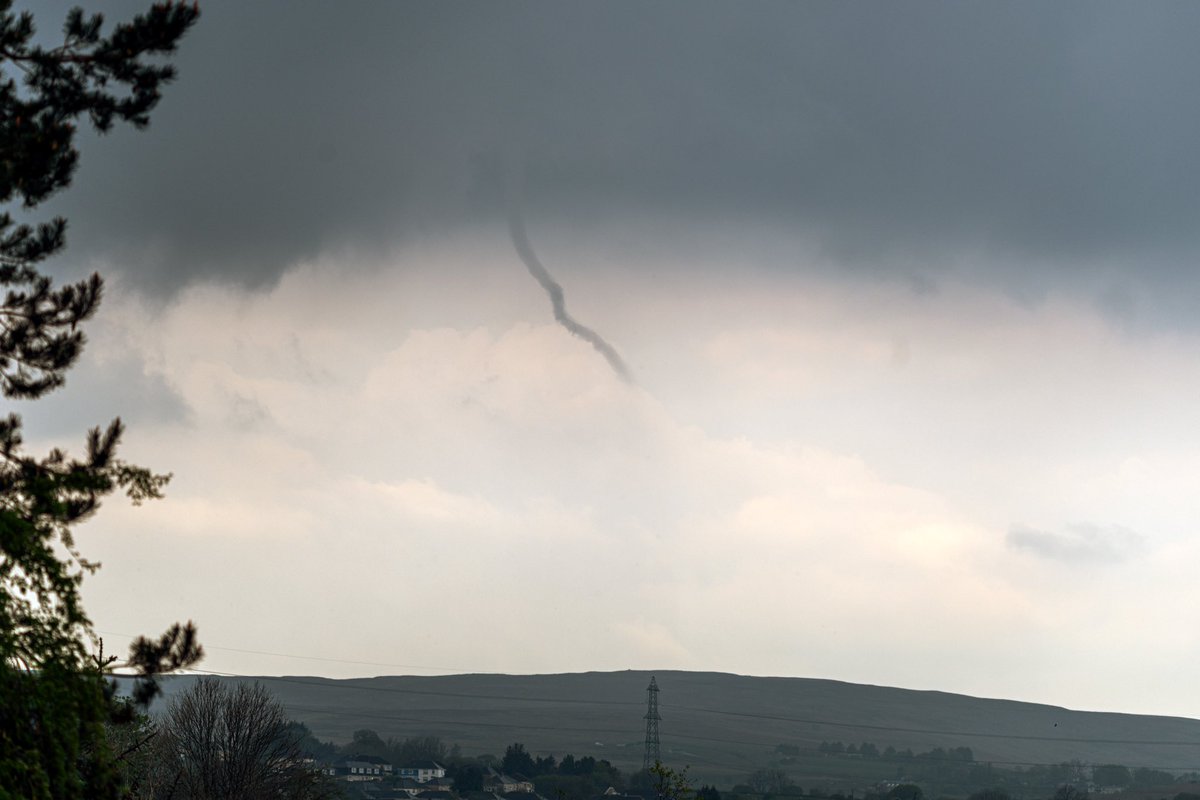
[18,1,1200,719]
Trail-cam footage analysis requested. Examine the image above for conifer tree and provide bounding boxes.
[0,3,202,798]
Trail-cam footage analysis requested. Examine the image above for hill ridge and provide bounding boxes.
[151,669,1200,783]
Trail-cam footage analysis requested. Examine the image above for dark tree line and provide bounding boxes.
[308,728,457,769]
[817,742,973,763]
[755,739,1194,800]
[500,742,626,800]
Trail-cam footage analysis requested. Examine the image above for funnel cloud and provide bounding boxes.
[506,177,631,382]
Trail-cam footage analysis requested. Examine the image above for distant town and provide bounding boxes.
[299,731,1200,800]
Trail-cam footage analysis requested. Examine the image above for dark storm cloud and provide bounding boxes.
[32,1,1200,298]
[1007,523,1145,565]
[18,348,191,440]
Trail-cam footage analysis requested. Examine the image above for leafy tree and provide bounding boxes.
[288,721,339,762]
[748,769,794,794]
[1092,765,1132,788]
[650,762,694,800]
[536,755,624,800]
[915,745,974,764]
[448,763,484,792]
[0,3,201,798]
[696,785,722,800]
[630,768,658,796]
[591,758,624,790]
[343,729,388,760]
[395,734,449,765]
[503,742,536,777]
[1133,768,1176,787]
[97,697,166,799]
[536,774,596,800]
[558,754,614,779]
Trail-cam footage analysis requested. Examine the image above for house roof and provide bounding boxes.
[503,792,545,800]
[344,754,393,766]
[485,769,529,784]
[339,757,393,769]
[360,789,414,800]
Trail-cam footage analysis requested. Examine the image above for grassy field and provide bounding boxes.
[152,670,1200,791]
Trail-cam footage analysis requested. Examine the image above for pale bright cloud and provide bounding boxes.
[38,238,1200,717]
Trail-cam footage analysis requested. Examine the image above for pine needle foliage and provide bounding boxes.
[0,3,201,798]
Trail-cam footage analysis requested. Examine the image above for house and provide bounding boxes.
[483,767,534,794]
[332,754,394,782]
[396,760,447,784]
[359,787,419,800]
[502,791,546,800]
[590,789,643,800]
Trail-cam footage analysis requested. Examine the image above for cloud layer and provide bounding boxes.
[19,237,1198,716]
[27,1,1200,317]
[14,0,1200,721]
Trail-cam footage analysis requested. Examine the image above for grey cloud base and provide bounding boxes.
[1007,523,1145,565]
[30,1,1200,315]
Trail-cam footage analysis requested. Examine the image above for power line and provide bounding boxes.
[108,630,1200,752]
[643,676,661,771]
[158,675,1200,774]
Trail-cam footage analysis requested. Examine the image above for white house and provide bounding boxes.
[397,761,447,783]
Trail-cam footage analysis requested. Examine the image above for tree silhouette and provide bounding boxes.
[503,742,537,776]
[0,3,201,798]
[156,679,338,800]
